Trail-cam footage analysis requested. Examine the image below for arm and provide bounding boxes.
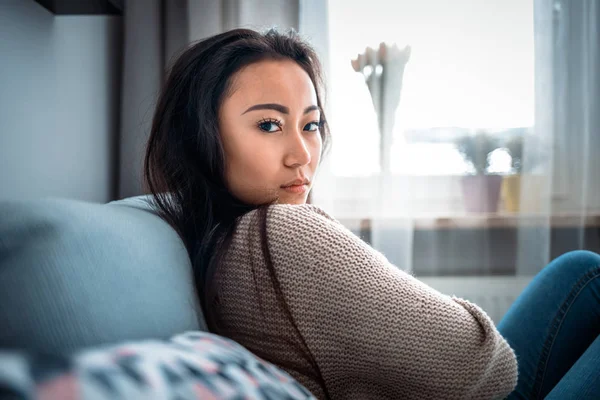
[265,204,518,399]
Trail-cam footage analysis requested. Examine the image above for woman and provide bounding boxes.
[143,28,600,399]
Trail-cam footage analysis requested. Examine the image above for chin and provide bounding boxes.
[277,195,308,205]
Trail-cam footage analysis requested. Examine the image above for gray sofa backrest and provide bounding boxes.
[0,195,204,353]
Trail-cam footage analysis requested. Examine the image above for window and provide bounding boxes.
[327,0,534,177]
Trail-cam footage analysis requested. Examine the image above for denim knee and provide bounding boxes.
[544,250,600,279]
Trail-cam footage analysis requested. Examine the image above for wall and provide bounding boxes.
[0,0,121,203]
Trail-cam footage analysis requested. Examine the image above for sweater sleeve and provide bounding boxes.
[260,204,518,399]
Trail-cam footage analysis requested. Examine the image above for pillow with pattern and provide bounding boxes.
[0,331,315,399]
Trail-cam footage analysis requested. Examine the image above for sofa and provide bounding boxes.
[0,195,314,399]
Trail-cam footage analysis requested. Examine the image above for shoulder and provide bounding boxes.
[233,203,380,267]
[267,204,336,226]
[236,204,344,239]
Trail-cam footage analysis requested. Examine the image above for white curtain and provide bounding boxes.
[311,0,538,275]
[517,0,600,275]
[118,0,300,198]
[307,0,599,322]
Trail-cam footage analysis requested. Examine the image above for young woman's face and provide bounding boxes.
[219,59,322,205]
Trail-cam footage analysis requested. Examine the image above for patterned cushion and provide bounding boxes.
[0,331,315,399]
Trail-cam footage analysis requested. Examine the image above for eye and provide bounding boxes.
[257,118,282,133]
[304,120,322,132]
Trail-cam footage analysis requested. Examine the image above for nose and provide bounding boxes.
[283,129,311,168]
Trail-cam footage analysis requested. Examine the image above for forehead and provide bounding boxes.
[226,59,318,110]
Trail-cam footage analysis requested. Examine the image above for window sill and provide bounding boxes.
[339,212,600,231]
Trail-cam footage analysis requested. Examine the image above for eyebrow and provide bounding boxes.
[241,103,319,115]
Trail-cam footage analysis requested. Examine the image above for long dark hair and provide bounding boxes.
[143,28,331,395]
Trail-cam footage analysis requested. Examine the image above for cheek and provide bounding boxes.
[309,134,323,170]
[224,137,280,201]
[228,145,274,177]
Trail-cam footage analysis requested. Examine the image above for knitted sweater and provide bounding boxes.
[214,204,518,399]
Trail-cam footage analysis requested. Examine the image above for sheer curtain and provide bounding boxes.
[518,0,600,275]
[311,0,536,274]
[305,0,599,321]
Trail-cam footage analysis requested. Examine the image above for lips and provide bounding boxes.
[281,178,310,188]
[281,183,308,194]
[281,177,310,195]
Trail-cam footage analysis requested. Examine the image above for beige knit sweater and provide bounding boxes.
[214,204,518,399]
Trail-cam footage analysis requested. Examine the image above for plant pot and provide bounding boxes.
[503,174,546,213]
[460,175,503,213]
[502,175,521,212]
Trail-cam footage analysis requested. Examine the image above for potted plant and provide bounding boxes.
[502,132,546,212]
[502,135,524,212]
[455,130,503,213]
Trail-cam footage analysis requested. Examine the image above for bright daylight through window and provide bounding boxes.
[327,0,534,176]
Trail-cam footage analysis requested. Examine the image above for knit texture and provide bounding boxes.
[214,204,518,399]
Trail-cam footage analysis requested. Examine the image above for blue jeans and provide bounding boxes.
[497,250,600,399]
